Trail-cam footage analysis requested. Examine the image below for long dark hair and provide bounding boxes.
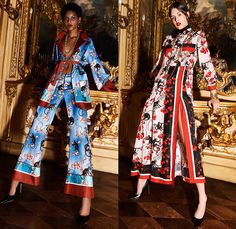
[169,1,189,18]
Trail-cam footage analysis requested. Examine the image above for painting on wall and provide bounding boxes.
[72,0,118,66]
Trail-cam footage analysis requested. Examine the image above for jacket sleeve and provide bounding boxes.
[84,38,110,90]
[197,31,217,91]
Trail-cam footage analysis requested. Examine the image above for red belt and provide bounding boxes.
[52,60,81,86]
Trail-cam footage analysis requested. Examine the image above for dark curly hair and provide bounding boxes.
[61,2,82,20]
[169,1,189,18]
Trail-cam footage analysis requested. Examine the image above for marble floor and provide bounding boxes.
[119,156,236,229]
[0,153,118,229]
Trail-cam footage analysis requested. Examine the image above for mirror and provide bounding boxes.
[138,0,157,74]
[77,0,118,66]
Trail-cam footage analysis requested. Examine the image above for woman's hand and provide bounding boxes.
[208,90,220,114]
[208,97,220,114]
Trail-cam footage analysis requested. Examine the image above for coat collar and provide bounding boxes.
[171,25,192,38]
[56,30,88,56]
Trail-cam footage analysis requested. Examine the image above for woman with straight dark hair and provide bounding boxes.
[0,2,115,226]
[130,1,219,227]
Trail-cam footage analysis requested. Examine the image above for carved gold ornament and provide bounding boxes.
[194,101,236,159]
[89,91,118,148]
[5,81,17,106]
[196,68,236,96]
[102,61,119,88]
[0,0,22,20]
[4,81,18,141]
[118,3,133,29]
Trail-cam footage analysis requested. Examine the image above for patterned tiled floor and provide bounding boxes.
[0,153,118,229]
[119,156,236,229]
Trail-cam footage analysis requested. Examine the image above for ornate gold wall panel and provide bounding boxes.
[89,91,118,149]
[153,0,163,62]
[194,101,236,159]
[0,2,18,140]
[119,0,140,90]
[9,0,28,79]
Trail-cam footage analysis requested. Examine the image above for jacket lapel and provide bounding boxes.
[56,30,88,56]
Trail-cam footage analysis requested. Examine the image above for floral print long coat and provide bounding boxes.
[131,27,216,184]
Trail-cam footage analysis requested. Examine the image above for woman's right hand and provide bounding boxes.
[208,98,220,114]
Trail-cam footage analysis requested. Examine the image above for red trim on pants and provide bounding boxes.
[64,184,94,198]
[131,170,205,184]
[12,170,40,186]
[183,177,205,183]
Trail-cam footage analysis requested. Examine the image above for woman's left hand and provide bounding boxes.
[208,98,220,114]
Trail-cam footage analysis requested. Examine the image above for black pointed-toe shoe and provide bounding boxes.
[129,180,150,201]
[0,183,23,204]
[192,215,204,227]
[0,194,16,204]
[77,214,90,226]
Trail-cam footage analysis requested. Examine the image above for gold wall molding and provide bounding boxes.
[125,0,139,88]
[153,0,162,62]
[17,0,30,79]
[202,154,236,183]
[119,0,140,90]
[118,3,133,29]
[9,21,20,79]
[4,80,18,141]
[6,0,62,80]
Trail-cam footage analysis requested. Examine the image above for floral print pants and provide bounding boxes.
[13,81,94,198]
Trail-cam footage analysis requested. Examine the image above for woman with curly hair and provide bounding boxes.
[1,2,115,225]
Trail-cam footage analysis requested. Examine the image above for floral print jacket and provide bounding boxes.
[39,30,111,110]
[152,27,216,95]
